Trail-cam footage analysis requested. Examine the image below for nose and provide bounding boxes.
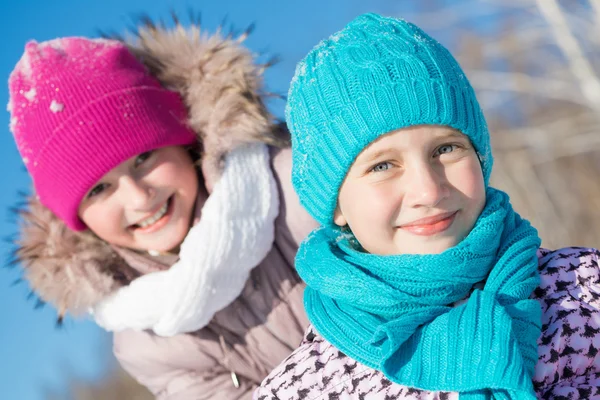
[117,176,152,210]
[403,161,449,208]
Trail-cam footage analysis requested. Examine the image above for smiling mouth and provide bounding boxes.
[131,196,173,231]
[399,211,458,236]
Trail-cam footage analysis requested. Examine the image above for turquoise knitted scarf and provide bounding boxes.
[297,188,542,399]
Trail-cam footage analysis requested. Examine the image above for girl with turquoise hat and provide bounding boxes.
[254,13,600,399]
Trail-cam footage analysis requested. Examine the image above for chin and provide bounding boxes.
[139,225,189,253]
[428,239,460,254]
[161,232,188,252]
[393,238,458,255]
[153,240,181,253]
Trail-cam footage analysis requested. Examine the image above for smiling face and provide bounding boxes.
[78,146,203,253]
[333,125,486,255]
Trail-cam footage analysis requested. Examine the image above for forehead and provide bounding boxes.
[92,146,190,179]
[358,125,467,157]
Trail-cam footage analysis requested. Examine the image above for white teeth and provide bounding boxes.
[137,202,168,228]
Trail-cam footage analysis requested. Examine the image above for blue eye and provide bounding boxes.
[87,183,108,198]
[371,162,392,172]
[437,144,456,155]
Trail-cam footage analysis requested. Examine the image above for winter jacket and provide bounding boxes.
[254,247,600,400]
[113,145,316,399]
[14,19,318,400]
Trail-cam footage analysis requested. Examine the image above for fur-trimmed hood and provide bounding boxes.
[13,16,289,320]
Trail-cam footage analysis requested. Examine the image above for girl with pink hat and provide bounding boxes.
[8,21,317,399]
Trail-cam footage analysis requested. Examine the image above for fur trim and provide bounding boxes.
[123,15,289,187]
[14,194,138,318]
[14,16,287,318]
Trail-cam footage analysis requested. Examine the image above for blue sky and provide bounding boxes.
[0,1,414,399]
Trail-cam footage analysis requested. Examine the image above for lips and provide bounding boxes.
[399,211,458,236]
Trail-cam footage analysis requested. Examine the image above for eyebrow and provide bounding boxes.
[359,148,392,164]
[441,130,468,140]
[358,130,468,163]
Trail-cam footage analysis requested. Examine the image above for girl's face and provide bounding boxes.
[334,125,486,255]
[78,146,202,253]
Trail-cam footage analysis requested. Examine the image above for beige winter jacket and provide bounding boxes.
[113,146,315,399]
[14,19,317,399]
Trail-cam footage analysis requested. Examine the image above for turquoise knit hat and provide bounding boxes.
[287,13,492,225]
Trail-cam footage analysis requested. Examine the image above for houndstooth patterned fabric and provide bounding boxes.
[254,248,600,400]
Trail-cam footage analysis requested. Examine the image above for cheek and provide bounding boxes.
[175,164,200,211]
[369,184,401,217]
[154,159,198,194]
[340,181,400,228]
[79,202,124,239]
[168,160,200,219]
[448,158,486,213]
[182,164,200,196]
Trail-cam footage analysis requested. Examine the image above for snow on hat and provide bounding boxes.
[8,37,197,231]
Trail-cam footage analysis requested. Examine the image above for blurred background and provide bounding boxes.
[1,0,598,399]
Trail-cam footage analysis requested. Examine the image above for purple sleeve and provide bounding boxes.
[532,247,600,398]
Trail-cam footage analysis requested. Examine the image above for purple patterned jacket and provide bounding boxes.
[254,248,600,400]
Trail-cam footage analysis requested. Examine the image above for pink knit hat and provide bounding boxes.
[8,37,197,231]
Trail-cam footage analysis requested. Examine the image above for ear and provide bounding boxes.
[333,205,347,227]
